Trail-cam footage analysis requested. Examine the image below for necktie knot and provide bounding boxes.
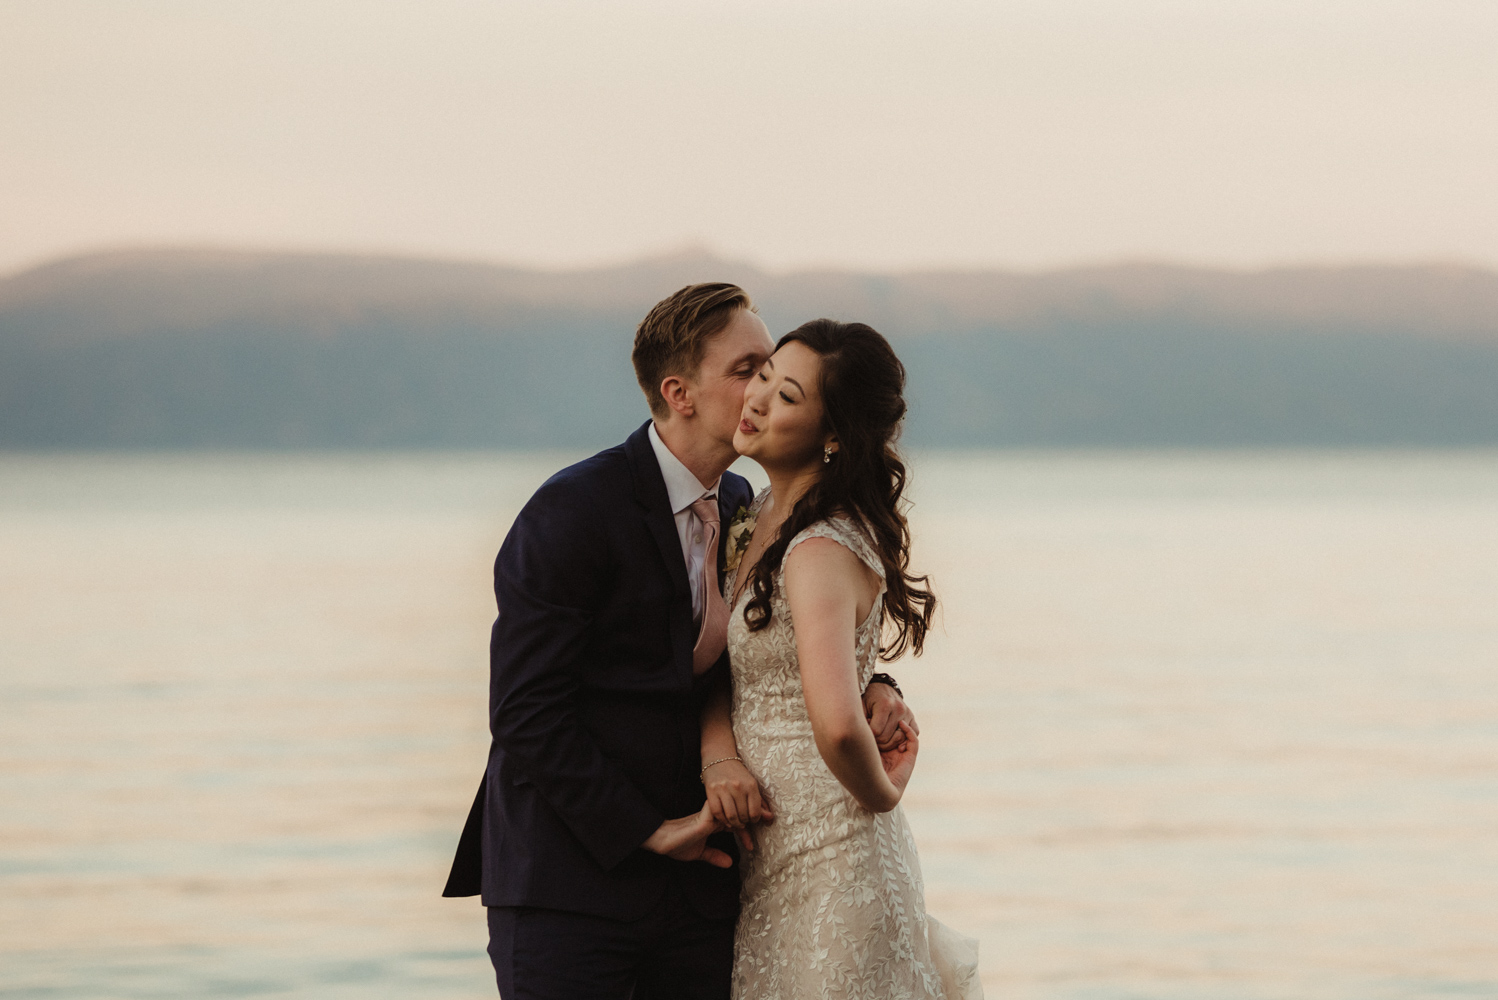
[690,495,720,526]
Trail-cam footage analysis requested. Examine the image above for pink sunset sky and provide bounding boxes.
[1,0,1495,275]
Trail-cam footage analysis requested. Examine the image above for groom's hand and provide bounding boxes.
[864,681,918,752]
[879,721,920,796]
[642,803,733,868]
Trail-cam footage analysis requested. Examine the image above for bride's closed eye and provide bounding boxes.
[755,366,796,402]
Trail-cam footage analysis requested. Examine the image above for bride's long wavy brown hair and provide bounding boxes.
[743,319,936,661]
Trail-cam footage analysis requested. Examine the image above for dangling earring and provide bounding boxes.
[823,445,833,464]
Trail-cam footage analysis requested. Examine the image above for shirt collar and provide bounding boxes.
[648,421,721,515]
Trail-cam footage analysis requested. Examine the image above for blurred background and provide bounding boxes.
[3,2,1496,998]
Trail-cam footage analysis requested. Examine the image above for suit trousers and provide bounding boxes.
[486,877,736,1000]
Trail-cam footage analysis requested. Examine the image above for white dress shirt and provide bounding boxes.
[648,421,721,623]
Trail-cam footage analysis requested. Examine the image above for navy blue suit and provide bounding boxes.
[444,422,754,998]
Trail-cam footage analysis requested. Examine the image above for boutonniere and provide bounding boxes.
[723,505,757,572]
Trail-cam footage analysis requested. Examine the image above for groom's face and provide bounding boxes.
[687,308,775,452]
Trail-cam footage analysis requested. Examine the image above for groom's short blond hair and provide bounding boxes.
[633,283,756,418]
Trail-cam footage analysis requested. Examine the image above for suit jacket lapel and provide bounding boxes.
[715,488,738,582]
[715,475,756,597]
[624,422,694,681]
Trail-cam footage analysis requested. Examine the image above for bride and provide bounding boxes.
[699,319,982,1000]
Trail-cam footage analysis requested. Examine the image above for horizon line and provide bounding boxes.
[5,240,1497,283]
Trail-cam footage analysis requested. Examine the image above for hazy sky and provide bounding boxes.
[2,0,1495,275]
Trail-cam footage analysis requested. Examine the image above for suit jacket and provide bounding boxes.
[443,421,754,921]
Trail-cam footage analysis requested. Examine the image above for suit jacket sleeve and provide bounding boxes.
[489,481,667,871]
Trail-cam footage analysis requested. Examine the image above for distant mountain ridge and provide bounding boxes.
[8,247,1498,339]
[3,247,1497,448]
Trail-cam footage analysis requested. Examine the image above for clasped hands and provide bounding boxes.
[644,686,918,867]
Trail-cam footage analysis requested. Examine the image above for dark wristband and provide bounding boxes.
[866,672,902,697]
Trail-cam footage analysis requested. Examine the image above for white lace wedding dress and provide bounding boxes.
[726,496,982,1000]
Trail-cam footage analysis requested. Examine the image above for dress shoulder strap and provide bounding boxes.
[783,515,886,585]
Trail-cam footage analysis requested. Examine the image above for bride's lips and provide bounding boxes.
[739,418,759,434]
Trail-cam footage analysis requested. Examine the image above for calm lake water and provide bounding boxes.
[3,450,1497,999]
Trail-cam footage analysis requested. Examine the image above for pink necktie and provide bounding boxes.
[690,496,730,675]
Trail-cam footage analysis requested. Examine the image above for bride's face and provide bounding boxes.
[734,341,832,470]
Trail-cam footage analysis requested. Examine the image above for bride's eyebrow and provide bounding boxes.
[783,376,805,396]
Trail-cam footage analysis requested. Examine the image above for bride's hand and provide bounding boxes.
[703,758,775,853]
[878,721,919,796]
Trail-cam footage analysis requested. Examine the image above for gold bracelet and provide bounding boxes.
[700,755,742,779]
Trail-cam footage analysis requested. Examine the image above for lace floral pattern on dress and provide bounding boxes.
[725,488,981,1000]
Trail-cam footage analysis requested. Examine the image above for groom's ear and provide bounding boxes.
[659,374,695,418]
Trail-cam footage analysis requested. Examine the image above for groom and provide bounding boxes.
[443,282,914,999]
